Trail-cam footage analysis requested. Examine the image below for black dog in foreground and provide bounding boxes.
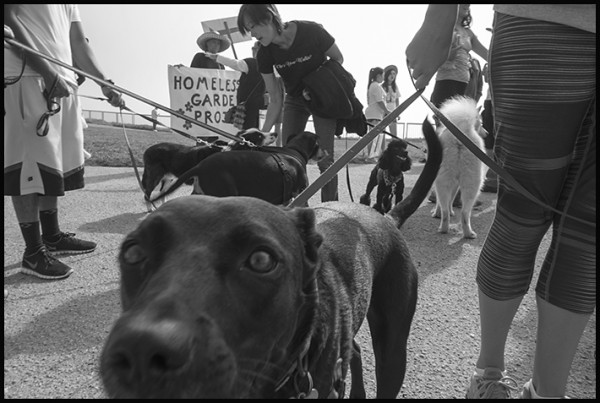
[360,138,412,214]
[149,131,323,206]
[100,118,442,399]
[141,129,277,211]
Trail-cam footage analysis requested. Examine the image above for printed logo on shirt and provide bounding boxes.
[275,55,312,70]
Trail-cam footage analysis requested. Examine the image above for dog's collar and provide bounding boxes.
[382,169,403,186]
[273,276,318,398]
[273,342,317,398]
[260,146,308,165]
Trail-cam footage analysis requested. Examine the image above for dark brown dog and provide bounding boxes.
[360,138,412,214]
[100,118,442,399]
[149,131,323,206]
[142,129,277,211]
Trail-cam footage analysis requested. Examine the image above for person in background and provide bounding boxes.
[190,30,230,69]
[151,107,158,131]
[430,4,488,108]
[382,64,401,137]
[207,40,266,130]
[238,3,343,202]
[427,4,488,205]
[4,4,124,280]
[407,4,595,399]
[364,66,392,163]
[465,54,483,103]
[479,62,497,193]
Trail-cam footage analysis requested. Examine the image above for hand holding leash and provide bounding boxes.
[100,78,125,109]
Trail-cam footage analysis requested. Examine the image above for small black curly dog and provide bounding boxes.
[359,139,412,214]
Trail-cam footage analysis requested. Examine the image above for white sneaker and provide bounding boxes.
[466,367,518,399]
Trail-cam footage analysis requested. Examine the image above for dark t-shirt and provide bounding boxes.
[190,53,224,69]
[237,57,266,108]
[257,20,335,97]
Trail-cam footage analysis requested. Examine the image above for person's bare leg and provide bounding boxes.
[11,194,40,223]
[38,195,58,212]
[532,297,591,397]
[475,289,523,371]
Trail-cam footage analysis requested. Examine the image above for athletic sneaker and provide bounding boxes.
[21,247,74,280]
[43,232,96,255]
[520,379,570,399]
[465,367,519,399]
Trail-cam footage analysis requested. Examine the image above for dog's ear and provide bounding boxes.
[285,207,323,284]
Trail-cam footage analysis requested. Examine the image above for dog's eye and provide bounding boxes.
[245,249,277,274]
[121,241,146,265]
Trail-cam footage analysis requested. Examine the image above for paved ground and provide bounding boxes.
[4,163,596,399]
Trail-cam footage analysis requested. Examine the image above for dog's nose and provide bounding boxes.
[101,315,195,387]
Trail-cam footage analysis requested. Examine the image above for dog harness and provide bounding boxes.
[260,147,310,205]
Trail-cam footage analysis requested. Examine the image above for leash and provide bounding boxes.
[405,63,589,225]
[345,135,355,202]
[4,36,247,145]
[79,94,257,149]
[287,88,424,207]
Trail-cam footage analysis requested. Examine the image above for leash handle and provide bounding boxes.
[4,36,245,144]
[287,88,424,207]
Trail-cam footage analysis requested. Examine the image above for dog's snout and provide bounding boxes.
[101,300,240,398]
[101,315,197,395]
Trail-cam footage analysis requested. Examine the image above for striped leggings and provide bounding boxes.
[476,13,596,314]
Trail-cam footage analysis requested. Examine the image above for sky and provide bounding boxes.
[77,4,495,132]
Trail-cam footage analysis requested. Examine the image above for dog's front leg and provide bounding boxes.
[349,340,366,398]
[359,167,379,206]
[394,179,405,205]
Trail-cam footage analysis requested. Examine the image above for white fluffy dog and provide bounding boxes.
[432,96,487,239]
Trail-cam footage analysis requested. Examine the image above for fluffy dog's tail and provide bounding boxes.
[387,117,442,228]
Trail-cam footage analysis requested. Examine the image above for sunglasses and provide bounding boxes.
[36,76,62,137]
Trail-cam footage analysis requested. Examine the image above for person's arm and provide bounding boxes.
[207,53,249,73]
[325,42,343,64]
[4,5,71,98]
[377,100,390,116]
[70,20,123,107]
[260,72,283,132]
[406,4,458,89]
[471,34,489,62]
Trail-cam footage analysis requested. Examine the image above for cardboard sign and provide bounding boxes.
[168,65,241,139]
[201,16,251,44]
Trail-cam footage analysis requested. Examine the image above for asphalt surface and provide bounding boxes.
[4,163,596,399]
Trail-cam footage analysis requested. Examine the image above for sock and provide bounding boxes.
[528,380,564,399]
[19,221,43,255]
[40,208,61,241]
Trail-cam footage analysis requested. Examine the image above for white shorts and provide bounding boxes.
[4,76,85,196]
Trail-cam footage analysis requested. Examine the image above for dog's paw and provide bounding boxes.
[359,195,370,206]
[463,231,477,239]
[431,206,441,218]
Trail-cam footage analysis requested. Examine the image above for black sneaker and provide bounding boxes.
[43,232,97,255]
[21,247,74,280]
